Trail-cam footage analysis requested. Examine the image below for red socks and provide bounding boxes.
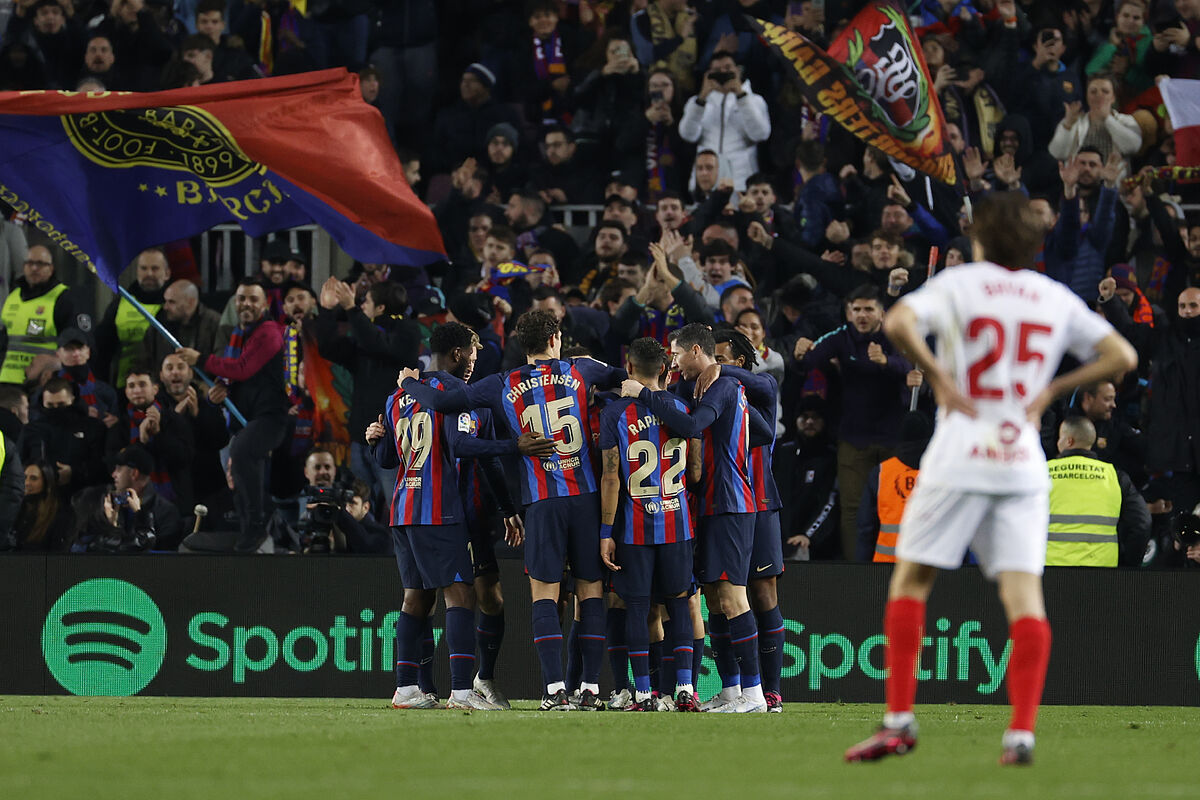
[1007,616,1052,733]
[883,597,925,714]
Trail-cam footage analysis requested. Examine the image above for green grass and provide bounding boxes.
[0,697,1195,799]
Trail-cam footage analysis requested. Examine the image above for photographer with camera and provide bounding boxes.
[272,447,348,554]
[679,49,770,197]
[1171,509,1200,567]
[71,445,181,553]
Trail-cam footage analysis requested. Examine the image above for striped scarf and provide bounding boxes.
[58,366,99,408]
[128,401,175,502]
[224,324,247,360]
[1130,287,1155,328]
[284,322,303,404]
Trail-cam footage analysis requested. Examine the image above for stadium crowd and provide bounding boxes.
[0,0,1198,573]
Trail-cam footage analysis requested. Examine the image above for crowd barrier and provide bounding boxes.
[5,555,1197,705]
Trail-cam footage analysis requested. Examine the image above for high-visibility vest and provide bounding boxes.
[0,283,69,384]
[114,295,161,387]
[1046,454,1121,567]
[873,457,920,563]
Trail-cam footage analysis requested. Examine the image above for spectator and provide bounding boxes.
[1008,27,1081,150]
[106,362,193,509]
[335,478,391,554]
[689,148,722,203]
[680,238,749,311]
[177,277,288,554]
[0,243,90,385]
[501,286,603,367]
[314,278,421,511]
[178,33,218,85]
[792,284,912,560]
[609,232,712,348]
[1046,416,1150,568]
[219,239,304,328]
[193,0,255,82]
[365,0,437,150]
[652,190,687,239]
[141,279,221,380]
[576,220,629,298]
[73,444,181,552]
[679,49,770,195]
[95,246,170,388]
[614,68,688,202]
[779,395,839,561]
[91,0,174,91]
[1048,73,1142,166]
[794,140,841,249]
[483,122,528,201]
[447,292,502,382]
[54,326,118,424]
[734,307,783,386]
[77,33,123,89]
[530,125,601,205]
[13,461,74,550]
[856,411,930,563]
[427,62,521,177]
[719,283,754,325]
[630,0,698,94]
[1086,0,1154,98]
[503,190,580,281]
[4,0,85,89]
[570,34,643,173]
[509,0,590,128]
[1144,0,1200,79]
[158,351,228,509]
[21,375,107,495]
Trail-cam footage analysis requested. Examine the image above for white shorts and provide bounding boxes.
[895,484,1049,579]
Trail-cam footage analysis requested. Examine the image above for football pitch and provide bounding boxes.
[0,697,1193,799]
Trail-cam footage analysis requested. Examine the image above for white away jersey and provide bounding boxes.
[901,262,1115,493]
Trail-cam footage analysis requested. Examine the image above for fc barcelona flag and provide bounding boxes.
[0,69,445,290]
[746,3,958,187]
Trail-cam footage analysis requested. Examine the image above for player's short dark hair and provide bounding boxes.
[181,33,216,53]
[627,337,667,379]
[486,224,517,249]
[699,239,736,264]
[125,361,157,382]
[430,321,477,355]
[713,326,758,369]
[43,376,74,397]
[515,309,560,354]
[368,280,407,315]
[674,322,715,357]
[846,284,883,306]
[971,191,1044,270]
[196,0,225,17]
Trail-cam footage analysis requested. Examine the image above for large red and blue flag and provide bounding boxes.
[0,69,445,289]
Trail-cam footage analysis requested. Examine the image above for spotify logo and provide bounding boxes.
[42,578,167,696]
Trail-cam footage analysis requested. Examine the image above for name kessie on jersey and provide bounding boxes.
[385,377,462,527]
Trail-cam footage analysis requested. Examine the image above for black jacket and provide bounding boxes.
[313,308,422,440]
[21,403,107,495]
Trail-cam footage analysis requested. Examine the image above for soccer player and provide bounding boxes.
[599,337,699,712]
[711,327,786,712]
[397,310,627,710]
[621,320,774,712]
[368,322,553,710]
[845,192,1137,764]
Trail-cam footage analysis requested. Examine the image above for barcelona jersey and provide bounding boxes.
[599,396,694,545]
[382,375,462,526]
[398,357,626,506]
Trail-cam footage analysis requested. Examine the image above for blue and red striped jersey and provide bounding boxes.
[599,396,694,545]
[644,377,757,516]
[398,357,626,506]
[750,444,781,512]
[383,374,461,526]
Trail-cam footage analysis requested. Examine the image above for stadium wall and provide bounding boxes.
[3,555,1196,705]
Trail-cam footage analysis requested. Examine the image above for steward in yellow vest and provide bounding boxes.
[0,245,89,385]
[857,412,931,563]
[1046,417,1150,568]
[94,248,169,388]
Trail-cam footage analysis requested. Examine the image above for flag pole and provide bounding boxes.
[118,286,248,427]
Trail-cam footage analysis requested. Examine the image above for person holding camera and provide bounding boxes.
[71,445,181,553]
[678,49,770,197]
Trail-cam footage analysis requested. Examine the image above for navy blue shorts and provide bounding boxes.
[613,539,695,600]
[695,512,755,586]
[390,523,473,590]
[748,509,784,581]
[524,493,602,583]
[468,519,499,578]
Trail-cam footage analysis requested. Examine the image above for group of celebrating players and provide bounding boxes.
[366,193,1138,766]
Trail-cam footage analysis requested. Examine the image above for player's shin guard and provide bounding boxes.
[419,617,437,695]
[532,599,565,690]
[445,607,476,692]
[579,597,606,690]
[755,606,785,695]
[624,596,652,695]
[476,611,504,682]
[884,598,925,715]
[565,618,582,693]
[666,597,694,689]
[728,610,761,690]
[1006,616,1051,733]
[708,613,740,689]
[607,607,629,691]
[394,611,422,688]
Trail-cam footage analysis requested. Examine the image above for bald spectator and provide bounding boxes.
[142,279,221,379]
